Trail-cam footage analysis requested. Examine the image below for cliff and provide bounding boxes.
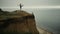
[0,9,39,34]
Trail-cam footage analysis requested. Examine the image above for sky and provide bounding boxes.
[0,0,60,7]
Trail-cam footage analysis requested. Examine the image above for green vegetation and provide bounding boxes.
[0,9,20,19]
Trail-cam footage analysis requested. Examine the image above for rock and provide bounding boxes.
[0,10,39,34]
[0,8,2,12]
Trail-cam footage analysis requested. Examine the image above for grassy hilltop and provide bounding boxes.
[0,9,32,20]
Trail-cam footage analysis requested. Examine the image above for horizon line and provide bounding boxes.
[1,6,60,8]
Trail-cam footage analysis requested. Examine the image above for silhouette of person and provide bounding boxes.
[19,3,23,10]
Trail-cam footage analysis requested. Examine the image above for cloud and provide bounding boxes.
[0,0,60,7]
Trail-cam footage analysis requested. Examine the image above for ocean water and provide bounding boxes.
[1,8,60,34]
[23,8,60,34]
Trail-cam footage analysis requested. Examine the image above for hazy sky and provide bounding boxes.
[0,0,60,7]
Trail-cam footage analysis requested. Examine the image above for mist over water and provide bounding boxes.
[1,8,60,34]
[23,8,60,34]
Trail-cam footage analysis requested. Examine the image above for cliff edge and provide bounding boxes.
[0,9,39,34]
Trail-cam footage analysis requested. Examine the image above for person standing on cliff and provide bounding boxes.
[19,3,23,10]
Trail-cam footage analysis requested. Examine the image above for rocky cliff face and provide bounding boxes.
[0,9,39,34]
